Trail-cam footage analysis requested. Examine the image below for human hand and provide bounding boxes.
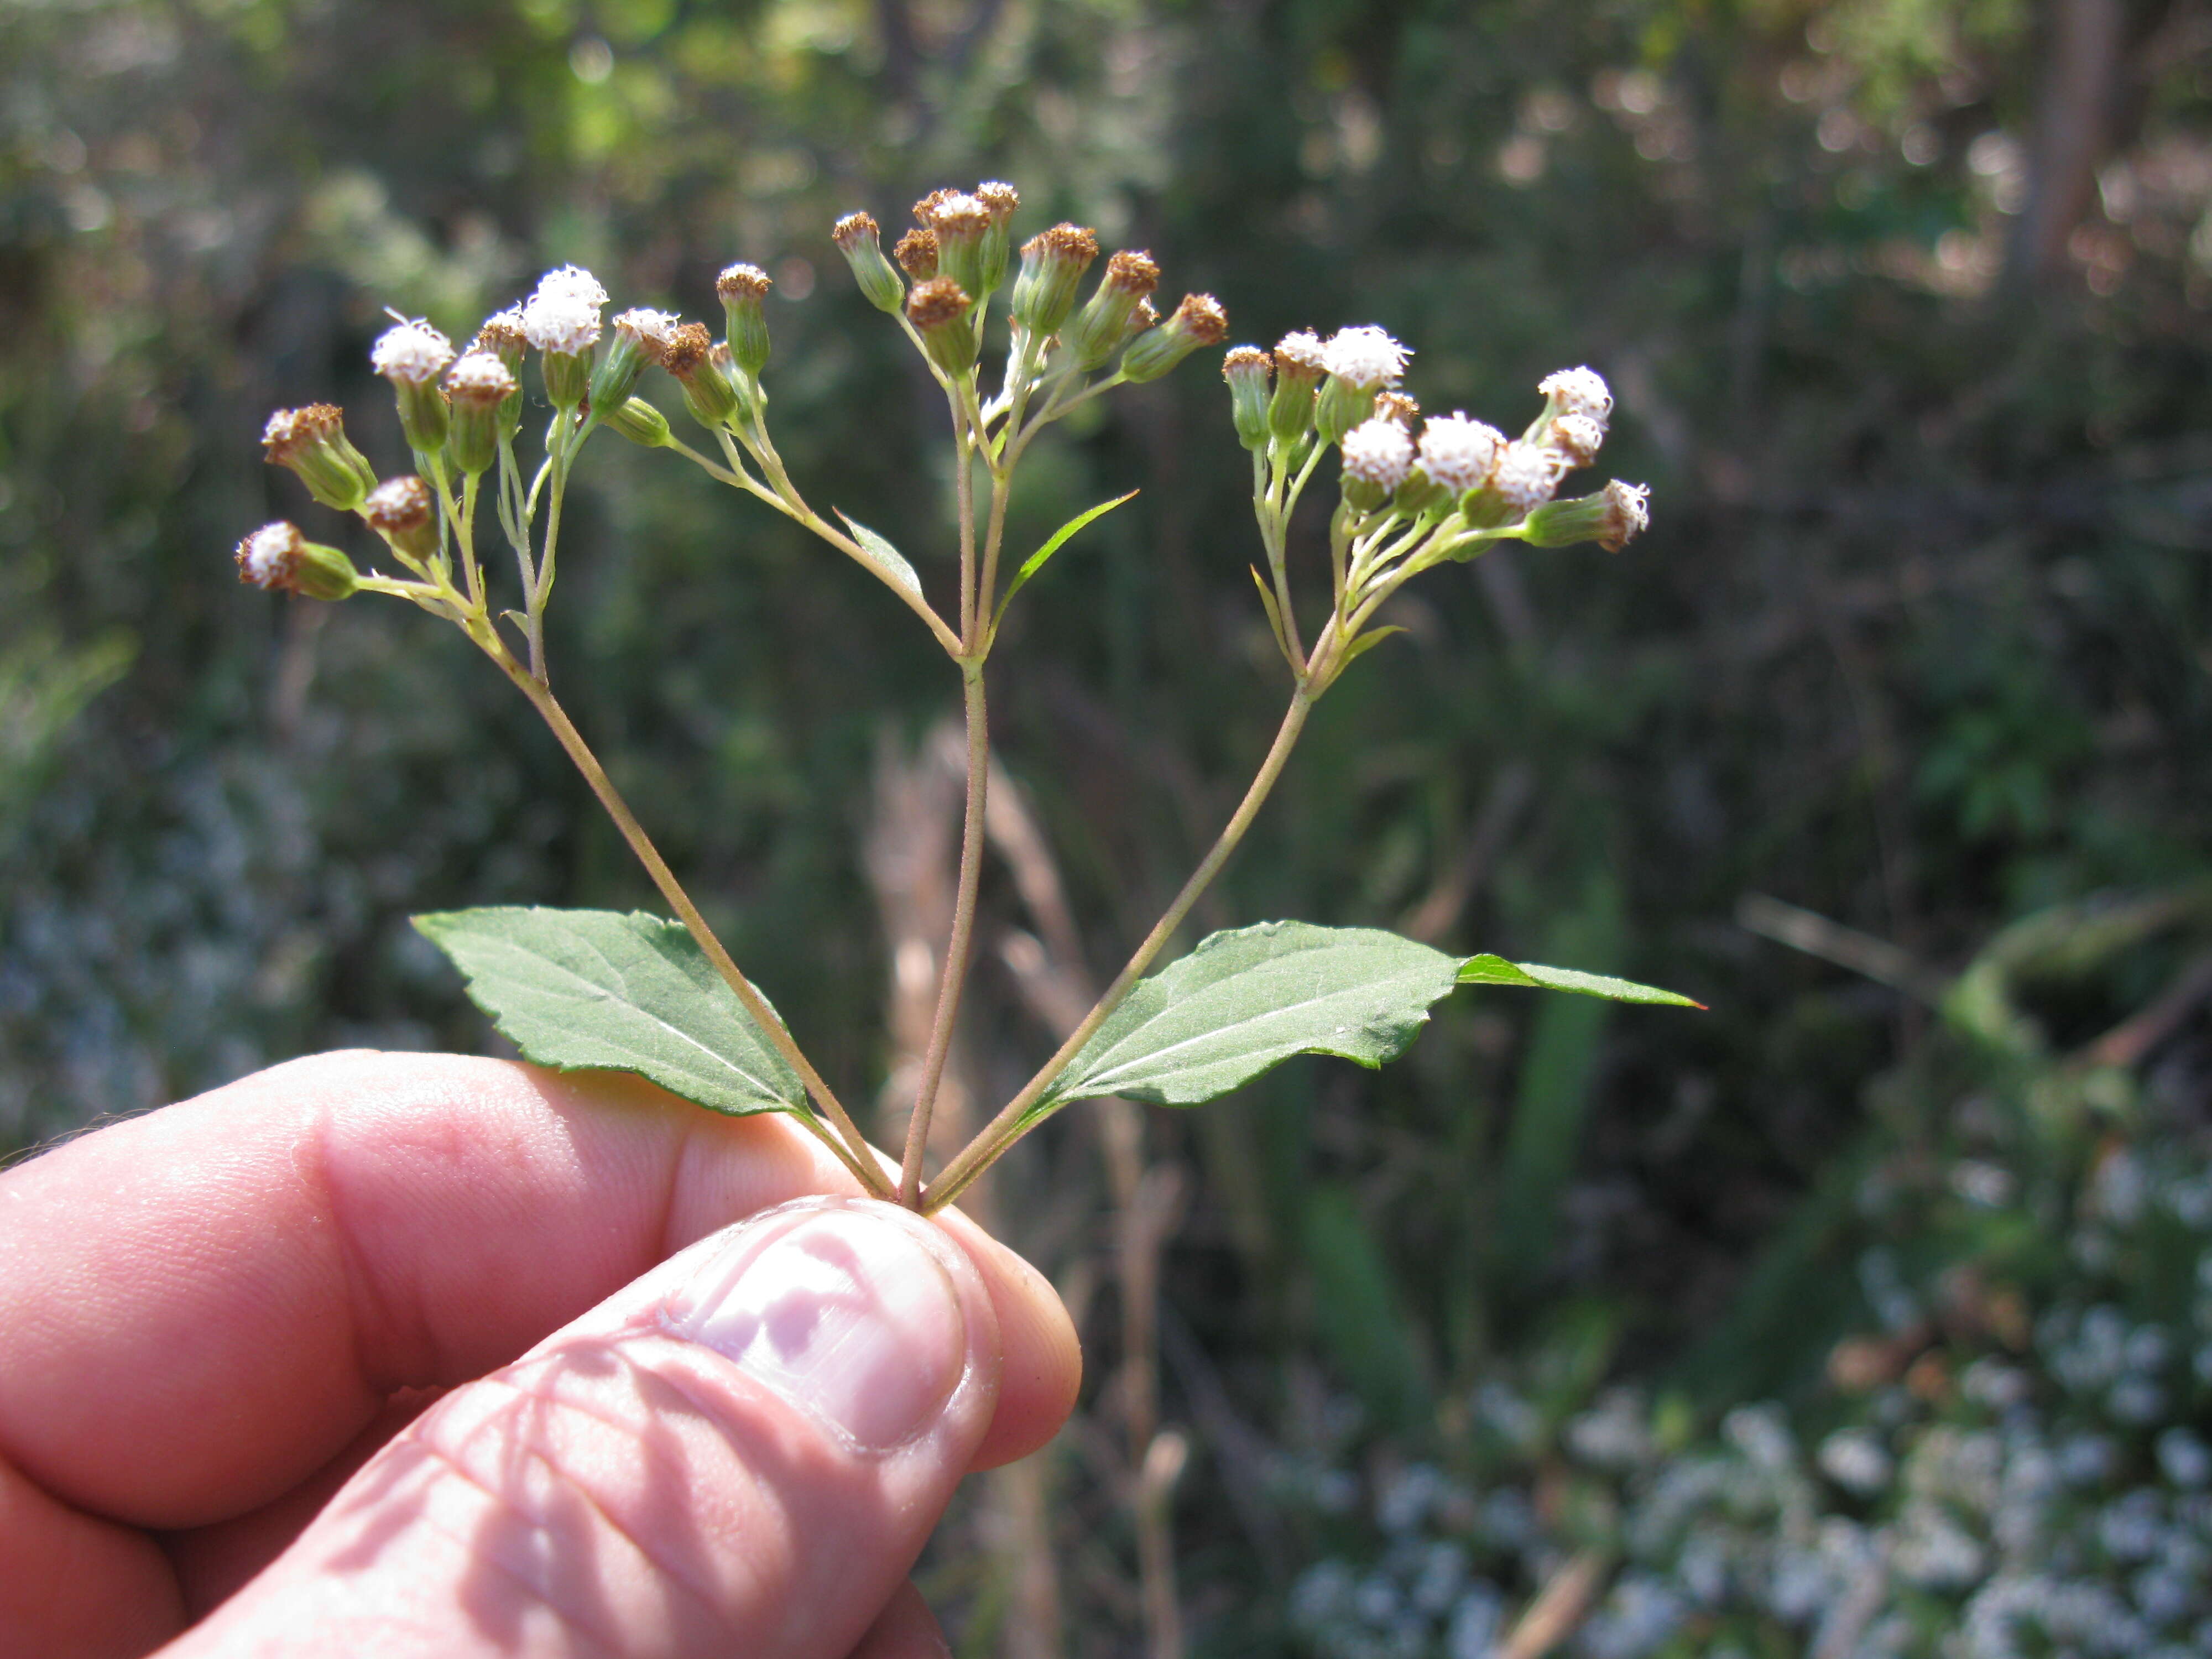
[0,1051,1080,1658]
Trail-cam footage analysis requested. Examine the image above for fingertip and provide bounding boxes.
[848,1580,950,1659]
[931,1210,1080,1470]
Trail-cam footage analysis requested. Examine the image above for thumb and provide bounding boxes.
[170,1196,1004,1659]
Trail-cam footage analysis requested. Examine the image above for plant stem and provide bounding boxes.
[953,391,978,640]
[492,651,893,1199]
[922,688,1317,1212]
[900,662,990,1206]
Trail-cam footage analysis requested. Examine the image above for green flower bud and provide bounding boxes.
[975,181,1020,298]
[661,322,743,429]
[1223,347,1273,450]
[717,263,773,377]
[541,349,591,411]
[1010,222,1099,338]
[1066,250,1160,371]
[362,476,439,564]
[1120,292,1228,384]
[906,277,978,377]
[926,191,993,302]
[443,351,517,476]
[261,404,378,512]
[604,395,672,447]
[1521,479,1650,551]
[371,318,455,454]
[593,309,679,413]
[1268,331,1326,444]
[832,212,906,313]
[234,520,358,601]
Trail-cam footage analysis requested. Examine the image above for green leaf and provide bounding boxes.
[1458,953,1704,1008]
[993,490,1137,622]
[1248,565,1289,655]
[834,511,925,601]
[1334,624,1406,670]
[412,906,810,1117]
[1036,921,1467,1115]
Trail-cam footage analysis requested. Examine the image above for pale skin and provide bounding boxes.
[0,1051,1081,1658]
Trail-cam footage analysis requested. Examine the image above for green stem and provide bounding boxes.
[923,688,1318,1212]
[953,389,978,641]
[900,663,990,1206]
[492,653,893,1199]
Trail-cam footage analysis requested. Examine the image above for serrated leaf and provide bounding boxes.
[834,511,926,601]
[1035,922,1467,1117]
[994,490,1137,622]
[413,906,810,1115]
[1458,953,1704,1008]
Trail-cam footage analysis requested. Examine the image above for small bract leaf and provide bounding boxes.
[1035,921,1465,1118]
[834,510,926,600]
[995,490,1138,623]
[413,906,812,1115]
[1458,953,1704,1008]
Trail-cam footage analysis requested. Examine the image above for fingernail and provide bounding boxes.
[666,1203,968,1451]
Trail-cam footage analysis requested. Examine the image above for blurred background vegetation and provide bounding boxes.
[6,0,2212,1652]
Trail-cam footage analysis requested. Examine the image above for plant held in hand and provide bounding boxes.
[238,181,1691,1213]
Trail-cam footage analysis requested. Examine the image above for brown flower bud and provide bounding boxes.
[894,227,940,280]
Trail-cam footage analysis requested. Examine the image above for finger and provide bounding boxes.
[0,1447,180,1659]
[0,1050,1076,1538]
[847,1582,950,1659]
[169,1198,1003,1659]
[160,1389,443,1620]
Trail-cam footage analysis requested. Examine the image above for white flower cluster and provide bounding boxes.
[1323,325,1412,388]
[236,522,300,589]
[444,351,516,401]
[1416,414,1505,494]
[1341,417,1416,490]
[613,307,681,349]
[370,317,455,384]
[520,263,609,354]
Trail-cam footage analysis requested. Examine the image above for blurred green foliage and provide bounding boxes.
[6,0,2212,1649]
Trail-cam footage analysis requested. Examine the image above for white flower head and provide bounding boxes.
[1548,413,1606,467]
[1492,441,1565,515]
[1341,416,1416,491]
[521,289,603,355]
[1274,330,1328,375]
[1599,479,1651,549]
[444,349,518,403]
[520,264,609,354]
[533,263,610,308]
[1416,413,1504,494]
[1321,325,1411,388]
[1539,365,1612,421]
[237,521,302,589]
[930,192,990,232]
[371,317,455,384]
[613,307,681,349]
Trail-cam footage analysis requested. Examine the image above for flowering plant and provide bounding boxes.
[239,181,1688,1211]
